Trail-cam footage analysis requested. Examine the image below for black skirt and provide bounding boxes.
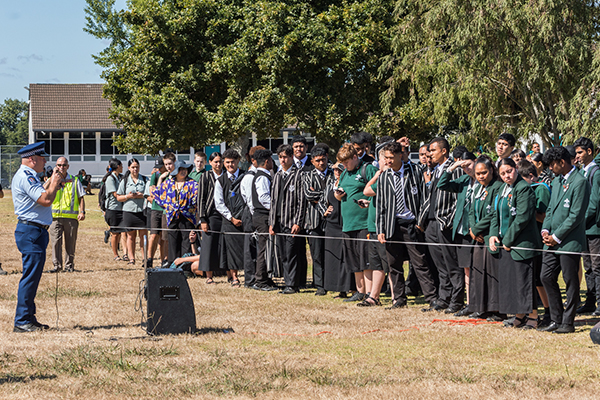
[221,218,245,271]
[456,234,473,269]
[469,243,500,312]
[498,249,535,314]
[105,209,125,233]
[323,220,351,292]
[122,211,147,230]
[198,214,225,272]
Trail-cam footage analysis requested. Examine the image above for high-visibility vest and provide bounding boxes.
[52,174,81,219]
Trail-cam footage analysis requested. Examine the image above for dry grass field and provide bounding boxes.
[0,191,599,399]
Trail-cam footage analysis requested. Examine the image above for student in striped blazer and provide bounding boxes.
[418,137,464,314]
[376,141,437,309]
[269,144,307,294]
[302,144,334,296]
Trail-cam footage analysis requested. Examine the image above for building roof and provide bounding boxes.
[29,83,122,131]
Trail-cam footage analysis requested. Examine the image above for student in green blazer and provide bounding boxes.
[466,155,504,318]
[574,137,600,315]
[489,158,542,329]
[438,151,478,316]
[540,146,590,334]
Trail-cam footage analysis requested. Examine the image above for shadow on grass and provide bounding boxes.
[195,326,235,335]
[0,373,57,385]
[74,323,130,331]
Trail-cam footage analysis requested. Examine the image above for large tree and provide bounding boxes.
[0,98,29,146]
[382,0,597,149]
[85,0,420,153]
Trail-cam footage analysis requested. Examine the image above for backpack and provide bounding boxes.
[98,174,118,212]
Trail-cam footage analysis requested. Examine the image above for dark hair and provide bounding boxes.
[208,151,222,162]
[276,144,293,157]
[290,135,307,145]
[574,137,594,152]
[510,149,527,159]
[452,146,468,160]
[350,132,367,145]
[78,169,86,176]
[543,146,571,165]
[379,135,395,145]
[163,152,176,163]
[311,145,329,158]
[382,141,404,154]
[517,160,538,178]
[429,137,450,153]
[462,151,476,161]
[530,152,545,164]
[498,133,516,147]
[474,155,498,181]
[222,148,241,160]
[194,151,207,159]
[311,142,330,155]
[497,157,517,170]
[253,149,273,166]
[102,158,122,183]
[121,157,140,186]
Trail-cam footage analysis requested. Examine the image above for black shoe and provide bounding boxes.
[486,313,507,322]
[48,266,62,273]
[253,283,278,292]
[315,288,327,296]
[0,266,7,276]
[454,306,471,317]
[592,308,600,317]
[64,267,74,273]
[13,323,44,333]
[279,286,298,294]
[161,260,170,268]
[343,292,366,302]
[445,304,463,314]
[385,301,407,310]
[31,321,50,330]
[576,303,596,314]
[538,313,552,328]
[553,324,575,334]
[104,230,110,244]
[421,301,442,312]
[538,321,559,332]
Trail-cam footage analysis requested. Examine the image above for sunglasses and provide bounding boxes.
[56,164,68,167]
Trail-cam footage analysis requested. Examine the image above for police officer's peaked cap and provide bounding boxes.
[18,142,49,158]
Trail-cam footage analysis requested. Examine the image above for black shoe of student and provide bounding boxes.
[315,288,327,296]
[454,306,471,317]
[279,286,298,294]
[538,313,552,328]
[421,301,443,312]
[31,320,50,330]
[48,266,62,273]
[576,303,597,314]
[161,260,170,268]
[444,304,463,314]
[104,230,110,244]
[552,324,575,334]
[343,292,366,302]
[538,321,559,332]
[13,323,44,333]
[385,301,407,310]
[486,313,507,322]
[592,308,600,317]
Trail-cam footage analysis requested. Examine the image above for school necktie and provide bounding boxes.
[394,171,405,215]
[464,185,473,211]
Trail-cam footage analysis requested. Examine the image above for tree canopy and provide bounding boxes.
[0,99,29,146]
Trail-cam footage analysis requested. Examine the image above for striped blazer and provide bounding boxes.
[417,158,462,230]
[302,168,334,231]
[197,170,220,223]
[376,163,425,238]
[269,165,307,230]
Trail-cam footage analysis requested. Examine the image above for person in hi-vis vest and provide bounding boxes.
[47,157,86,273]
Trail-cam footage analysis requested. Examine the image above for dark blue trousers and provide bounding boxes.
[14,223,49,326]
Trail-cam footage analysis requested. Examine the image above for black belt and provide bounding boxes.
[18,220,50,230]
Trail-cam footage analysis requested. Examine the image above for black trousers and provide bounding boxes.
[387,223,437,305]
[243,233,257,286]
[167,217,194,264]
[307,227,325,289]
[252,213,270,286]
[277,225,307,288]
[425,220,464,308]
[541,252,580,326]
[582,236,600,306]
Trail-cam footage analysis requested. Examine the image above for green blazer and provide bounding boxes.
[469,178,503,251]
[542,168,590,254]
[583,162,600,235]
[489,176,542,261]
[437,171,474,240]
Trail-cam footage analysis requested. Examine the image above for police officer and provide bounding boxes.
[12,142,62,332]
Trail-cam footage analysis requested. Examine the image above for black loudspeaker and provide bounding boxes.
[146,268,196,335]
[591,321,600,345]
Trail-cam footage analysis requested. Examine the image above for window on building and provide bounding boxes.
[36,131,65,161]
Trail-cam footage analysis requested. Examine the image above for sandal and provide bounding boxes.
[518,317,538,330]
[113,256,122,262]
[206,278,215,285]
[122,254,130,262]
[127,260,136,265]
[357,296,381,307]
[510,315,526,328]
[231,279,241,287]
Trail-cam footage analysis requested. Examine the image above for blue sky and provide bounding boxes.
[0,0,127,102]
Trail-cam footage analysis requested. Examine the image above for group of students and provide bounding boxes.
[100,132,599,334]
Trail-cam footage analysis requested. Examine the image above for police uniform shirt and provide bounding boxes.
[12,164,51,225]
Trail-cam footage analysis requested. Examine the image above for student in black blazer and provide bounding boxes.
[376,141,438,308]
